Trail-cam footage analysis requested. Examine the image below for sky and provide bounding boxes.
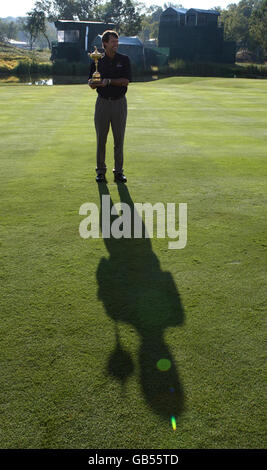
[0,0,237,19]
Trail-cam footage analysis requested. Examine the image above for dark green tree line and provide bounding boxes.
[221,0,266,59]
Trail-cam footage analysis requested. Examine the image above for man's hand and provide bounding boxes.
[88,78,108,89]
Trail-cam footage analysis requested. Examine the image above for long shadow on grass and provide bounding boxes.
[96,183,185,420]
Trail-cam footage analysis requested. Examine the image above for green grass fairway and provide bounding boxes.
[0,77,266,449]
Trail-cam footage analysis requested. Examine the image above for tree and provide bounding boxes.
[220,0,266,59]
[249,0,267,59]
[25,8,51,49]
[102,0,144,36]
[6,21,19,40]
[220,1,259,47]
[0,18,19,42]
[24,10,39,49]
[33,0,100,21]
[163,3,184,9]
[146,4,163,22]
[139,5,163,42]
[0,19,7,42]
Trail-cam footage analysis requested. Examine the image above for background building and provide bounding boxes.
[158,7,236,63]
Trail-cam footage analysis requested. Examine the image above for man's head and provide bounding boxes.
[102,30,119,55]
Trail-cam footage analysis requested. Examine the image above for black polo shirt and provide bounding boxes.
[89,52,132,99]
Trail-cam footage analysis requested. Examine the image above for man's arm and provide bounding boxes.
[109,78,129,87]
[88,78,129,89]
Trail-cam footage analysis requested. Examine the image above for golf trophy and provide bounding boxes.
[89,46,103,84]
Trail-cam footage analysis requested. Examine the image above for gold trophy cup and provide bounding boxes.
[89,46,103,84]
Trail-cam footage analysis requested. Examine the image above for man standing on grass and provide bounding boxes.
[88,30,132,184]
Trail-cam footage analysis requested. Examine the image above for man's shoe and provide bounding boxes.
[114,173,127,183]
[96,174,107,183]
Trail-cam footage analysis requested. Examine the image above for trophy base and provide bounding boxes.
[91,72,102,83]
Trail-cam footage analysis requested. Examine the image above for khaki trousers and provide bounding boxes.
[94,95,127,175]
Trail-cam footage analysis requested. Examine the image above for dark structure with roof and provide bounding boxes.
[158,7,236,63]
[51,20,114,62]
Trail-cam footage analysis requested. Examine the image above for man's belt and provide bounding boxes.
[98,95,124,101]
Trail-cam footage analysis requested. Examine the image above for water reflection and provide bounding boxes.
[28,78,53,86]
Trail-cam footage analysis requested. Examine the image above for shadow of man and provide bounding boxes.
[96,183,185,421]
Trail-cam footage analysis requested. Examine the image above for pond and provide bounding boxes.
[0,74,161,86]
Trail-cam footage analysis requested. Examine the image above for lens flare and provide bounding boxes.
[171,416,177,431]
[156,359,171,371]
